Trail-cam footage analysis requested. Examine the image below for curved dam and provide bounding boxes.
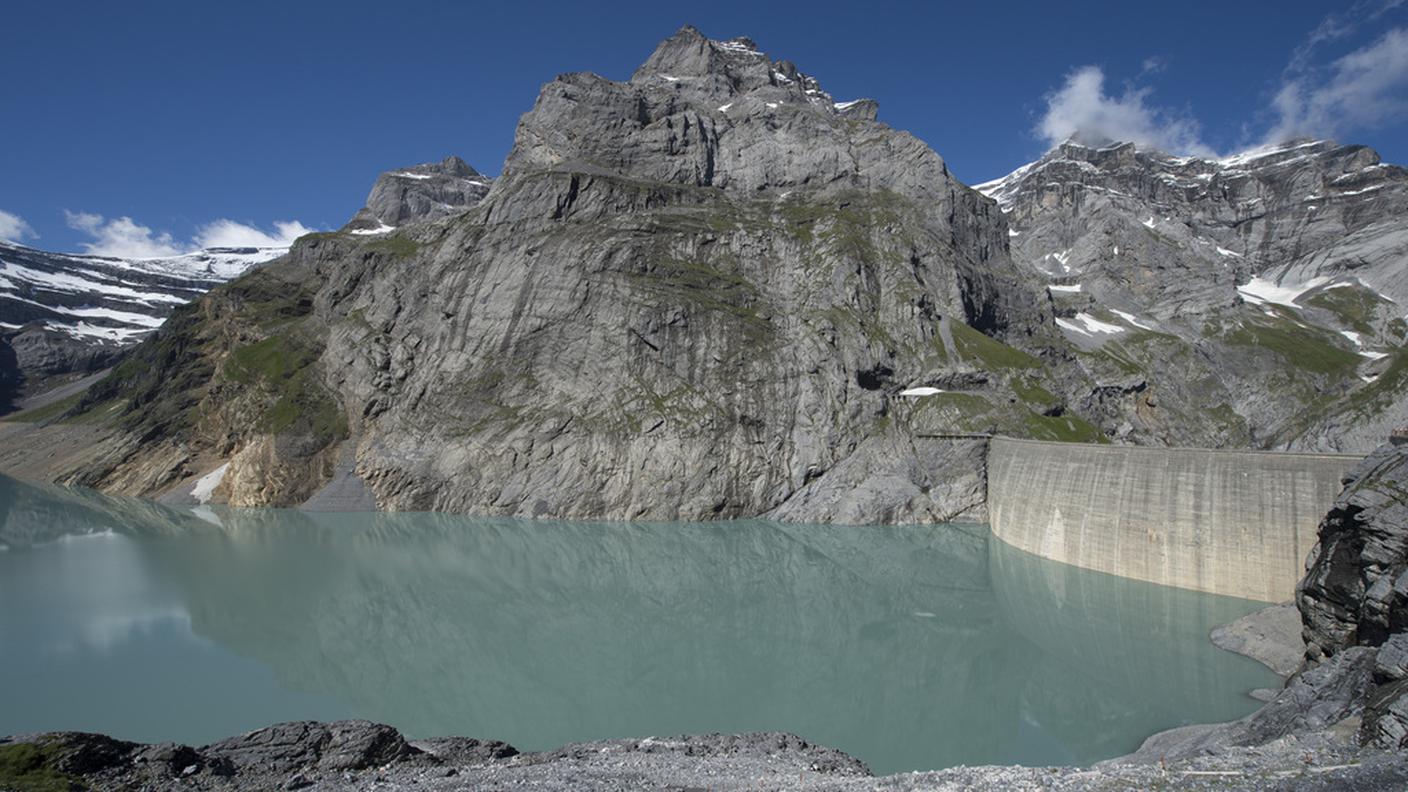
[986,436,1360,602]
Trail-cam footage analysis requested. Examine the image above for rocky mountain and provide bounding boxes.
[12,27,1407,520]
[345,156,493,233]
[0,244,286,407]
[36,25,1111,520]
[978,138,1408,451]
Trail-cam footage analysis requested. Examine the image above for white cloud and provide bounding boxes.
[195,219,315,249]
[1036,65,1214,156]
[1265,27,1408,144]
[0,210,37,243]
[64,211,314,259]
[64,211,185,258]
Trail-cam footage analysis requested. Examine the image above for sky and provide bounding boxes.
[3,0,1407,257]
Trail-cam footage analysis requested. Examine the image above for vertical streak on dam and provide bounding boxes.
[986,437,1360,602]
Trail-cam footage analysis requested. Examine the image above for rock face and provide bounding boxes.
[345,156,492,232]
[980,139,1408,451]
[52,26,1100,520]
[1298,442,1408,747]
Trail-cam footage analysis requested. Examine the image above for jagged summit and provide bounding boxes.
[975,137,1387,210]
[345,155,492,233]
[627,25,872,117]
[505,28,925,199]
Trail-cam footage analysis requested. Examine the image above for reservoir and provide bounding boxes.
[0,474,1278,774]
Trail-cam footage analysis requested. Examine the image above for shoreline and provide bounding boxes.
[0,606,1383,792]
[4,716,1403,792]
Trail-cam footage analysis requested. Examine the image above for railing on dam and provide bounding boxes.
[985,436,1361,603]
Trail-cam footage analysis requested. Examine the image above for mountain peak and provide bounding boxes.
[626,27,873,118]
[345,157,492,232]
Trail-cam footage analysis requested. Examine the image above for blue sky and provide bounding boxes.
[3,0,1407,256]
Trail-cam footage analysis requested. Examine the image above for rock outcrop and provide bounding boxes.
[1298,442,1408,747]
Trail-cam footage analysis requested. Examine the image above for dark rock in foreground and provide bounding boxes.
[4,720,1406,791]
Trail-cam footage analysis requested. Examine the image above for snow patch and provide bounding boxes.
[1236,276,1329,308]
[1048,284,1082,293]
[1215,246,1241,258]
[391,171,434,180]
[351,223,396,236]
[1057,312,1125,336]
[1361,350,1389,361]
[717,103,733,113]
[191,463,229,504]
[899,386,944,397]
[1110,309,1154,330]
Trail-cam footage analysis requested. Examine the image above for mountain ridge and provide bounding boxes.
[3,27,1405,521]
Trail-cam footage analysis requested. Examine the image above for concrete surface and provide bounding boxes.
[986,437,1359,602]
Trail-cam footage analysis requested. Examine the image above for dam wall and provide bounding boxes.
[986,437,1360,602]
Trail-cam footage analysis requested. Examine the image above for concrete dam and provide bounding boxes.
[984,437,1361,603]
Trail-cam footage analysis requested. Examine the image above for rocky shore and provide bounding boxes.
[6,443,1408,791]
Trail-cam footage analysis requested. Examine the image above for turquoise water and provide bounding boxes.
[0,475,1279,773]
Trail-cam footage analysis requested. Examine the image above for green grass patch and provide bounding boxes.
[262,369,348,439]
[1018,410,1108,443]
[222,335,346,442]
[224,336,319,385]
[1304,285,1385,335]
[0,743,83,792]
[1011,376,1059,408]
[365,235,420,258]
[949,320,1041,369]
[1225,315,1360,376]
[4,393,83,423]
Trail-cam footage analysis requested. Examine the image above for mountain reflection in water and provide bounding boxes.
[0,475,1277,773]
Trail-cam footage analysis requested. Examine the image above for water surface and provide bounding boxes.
[0,475,1278,773]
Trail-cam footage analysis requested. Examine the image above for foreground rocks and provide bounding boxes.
[1298,441,1408,748]
[6,720,1408,791]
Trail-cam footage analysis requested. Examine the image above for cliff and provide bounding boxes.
[36,27,1099,521]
